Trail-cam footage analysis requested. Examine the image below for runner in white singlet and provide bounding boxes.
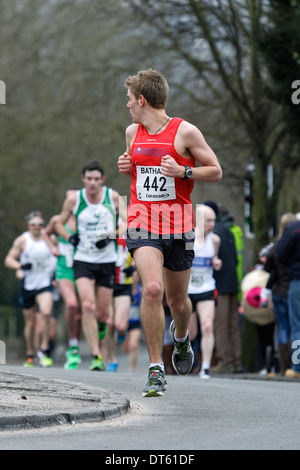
[4,211,56,368]
[188,204,222,378]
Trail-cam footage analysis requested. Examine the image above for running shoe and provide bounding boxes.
[142,366,168,397]
[117,331,126,344]
[23,356,35,368]
[89,355,105,371]
[98,322,108,341]
[106,362,119,372]
[285,369,300,379]
[37,351,53,368]
[199,369,210,379]
[64,346,82,370]
[169,320,194,375]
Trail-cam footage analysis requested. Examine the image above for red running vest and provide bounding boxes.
[128,117,195,235]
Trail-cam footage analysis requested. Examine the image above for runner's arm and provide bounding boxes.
[161,121,222,183]
[118,124,138,178]
[42,216,60,257]
[212,233,222,271]
[4,236,25,271]
[55,194,76,242]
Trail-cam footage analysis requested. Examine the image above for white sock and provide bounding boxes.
[149,363,165,373]
[201,361,210,371]
[69,339,79,347]
[174,332,188,343]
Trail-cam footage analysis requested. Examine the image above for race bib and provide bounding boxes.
[95,204,116,237]
[136,166,176,201]
[190,267,209,289]
[31,257,50,272]
[82,234,101,255]
[129,305,140,321]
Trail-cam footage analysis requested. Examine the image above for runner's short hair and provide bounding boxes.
[25,211,44,223]
[125,69,169,109]
[81,160,104,176]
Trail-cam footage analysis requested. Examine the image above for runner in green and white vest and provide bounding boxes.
[55,161,127,371]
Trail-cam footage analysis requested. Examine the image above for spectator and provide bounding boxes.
[219,205,244,304]
[241,265,276,375]
[276,217,300,379]
[260,213,297,375]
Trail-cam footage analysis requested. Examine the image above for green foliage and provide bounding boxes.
[259,0,300,140]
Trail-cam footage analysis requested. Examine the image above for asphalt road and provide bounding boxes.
[1,344,300,450]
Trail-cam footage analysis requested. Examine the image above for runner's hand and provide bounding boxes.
[123,266,136,276]
[21,263,32,271]
[69,234,80,247]
[95,238,110,249]
[118,152,132,177]
[161,155,183,178]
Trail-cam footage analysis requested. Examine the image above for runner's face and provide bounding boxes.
[204,214,215,235]
[196,207,215,237]
[82,170,104,195]
[127,89,142,123]
[28,217,44,236]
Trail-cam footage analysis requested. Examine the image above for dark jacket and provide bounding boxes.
[276,220,300,280]
[264,242,290,298]
[213,220,238,295]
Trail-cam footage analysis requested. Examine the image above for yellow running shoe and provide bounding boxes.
[89,356,105,371]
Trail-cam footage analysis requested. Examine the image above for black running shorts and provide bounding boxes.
[126,228,195,272]
[19,285,53,310]
[73,261,116,288]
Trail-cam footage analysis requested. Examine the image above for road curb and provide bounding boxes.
[0,370,130,431]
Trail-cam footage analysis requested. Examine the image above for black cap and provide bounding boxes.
[203,200,219,216]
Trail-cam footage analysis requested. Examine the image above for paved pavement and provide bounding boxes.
[0,369,129,431]
[1,341,299,434]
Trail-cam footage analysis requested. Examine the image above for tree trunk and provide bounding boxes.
[252,152,269,256]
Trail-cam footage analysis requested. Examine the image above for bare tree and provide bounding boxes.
[124,0,299,251]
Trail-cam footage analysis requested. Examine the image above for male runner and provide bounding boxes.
[56,160,127,371]
[4,211,57,367]
[118,69,222,396]
[43,192,82,370]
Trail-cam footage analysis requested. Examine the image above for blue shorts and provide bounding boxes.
[128,319,141,331]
